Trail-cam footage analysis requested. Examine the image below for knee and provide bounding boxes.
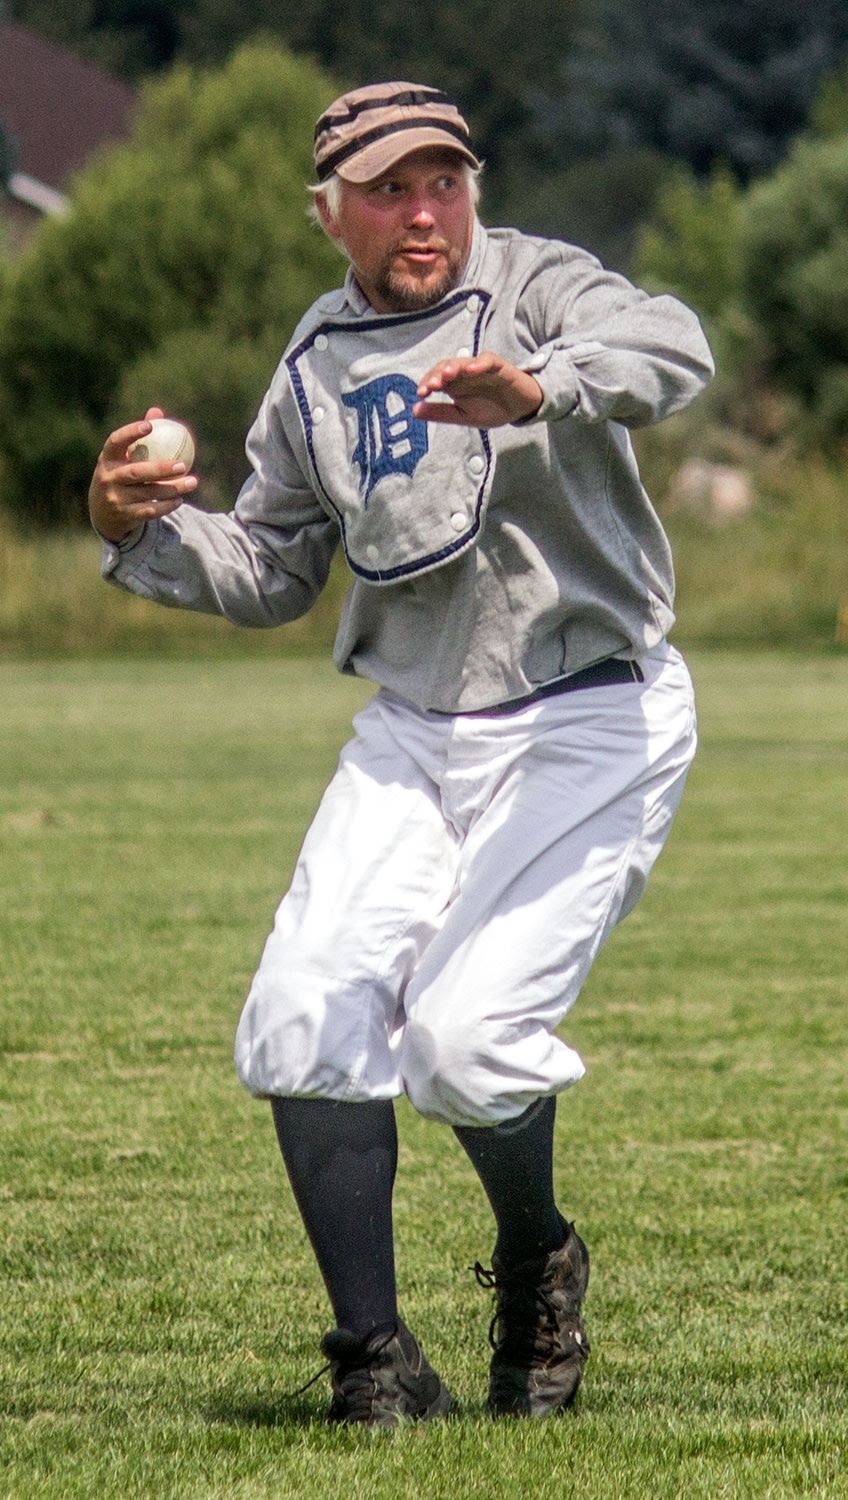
[235,974,353,1099]
[402,1003,586,1126]
[402,1012,498,1126]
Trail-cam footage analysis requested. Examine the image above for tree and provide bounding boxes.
[0,117,16,185]
[542,0,848,181]
[633,79,848,451]
[0,41,345,525]
[740,130,848,442]
[808,64,848,139]
[7,0,180,75]
[634,166,743,321]
[8,0,581,230]
[12,0,579,164]
[514,1,848,266]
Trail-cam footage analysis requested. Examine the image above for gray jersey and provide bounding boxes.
[101,221,713,712]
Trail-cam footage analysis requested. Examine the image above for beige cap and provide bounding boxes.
[314,82,479,184]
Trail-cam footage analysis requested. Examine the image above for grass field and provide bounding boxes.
[1,652,846,1499]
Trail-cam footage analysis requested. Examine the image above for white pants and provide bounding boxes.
[234,643,696,1126]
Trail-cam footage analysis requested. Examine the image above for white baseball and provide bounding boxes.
[128,418,195,470]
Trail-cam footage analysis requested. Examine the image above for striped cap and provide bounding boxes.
[314,82,479,184]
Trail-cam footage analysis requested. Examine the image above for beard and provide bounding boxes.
[371,241,466,313]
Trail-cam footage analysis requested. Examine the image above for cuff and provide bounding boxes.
[521,340,607,422]
[100,521,158,578]
[519,349,580,422]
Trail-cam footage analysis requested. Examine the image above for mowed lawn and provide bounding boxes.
[0,652,846,1499]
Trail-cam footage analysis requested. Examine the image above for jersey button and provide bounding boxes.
[450,511,466,531]
[366,544,379,561]
[312,406,325,423]
[468,454,485,475]
[466,294,480,313]
[456,346,471,358]
[314,334,329,350]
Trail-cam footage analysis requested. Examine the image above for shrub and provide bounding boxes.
[0,41,343,527]
[740,131,848,443]
[634,166,744,321]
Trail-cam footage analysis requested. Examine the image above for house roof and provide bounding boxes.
[0,20,137,193]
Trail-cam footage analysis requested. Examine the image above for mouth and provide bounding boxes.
[395,245,446,267]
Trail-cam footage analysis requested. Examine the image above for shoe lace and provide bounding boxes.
[289,1361,331,1398]
[473,1262,563,1359]
[330,1327,399,1421]
[288,1326,396,1415]
[330,1364,380,1422]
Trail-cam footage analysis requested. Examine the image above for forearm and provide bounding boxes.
[525,295,714,427]
[101,504,338,628]
[511,243,714,427]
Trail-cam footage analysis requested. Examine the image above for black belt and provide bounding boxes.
[456,658,644,719]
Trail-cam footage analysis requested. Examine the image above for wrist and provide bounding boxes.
[512,375,544,425]
[90,512,145,548]
[514,372,543,421]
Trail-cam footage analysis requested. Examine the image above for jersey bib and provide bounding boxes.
[286,289,494,583]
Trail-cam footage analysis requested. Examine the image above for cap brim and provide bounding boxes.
[335,129,480,184]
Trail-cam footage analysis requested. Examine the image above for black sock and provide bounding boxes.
[453,1097,565,1269]
[270,1096,399,1340]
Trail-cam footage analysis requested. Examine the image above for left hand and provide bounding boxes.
[413,352,543,427]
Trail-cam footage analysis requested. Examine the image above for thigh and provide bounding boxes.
[235,695,459,1100]
[403,647,696,1100]
[269,698,458,985]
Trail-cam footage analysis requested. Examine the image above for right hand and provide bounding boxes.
[88,406,198,543]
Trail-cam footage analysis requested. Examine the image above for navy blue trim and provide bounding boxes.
[293,289,489,340]
[286,290,494,583]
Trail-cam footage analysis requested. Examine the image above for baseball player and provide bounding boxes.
[88,82,713,1427]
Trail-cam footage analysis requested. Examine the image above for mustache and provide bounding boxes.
[392,239,451,256]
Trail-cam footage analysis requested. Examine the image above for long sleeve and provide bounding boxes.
[102,376,340,627]
[512,243,714,428]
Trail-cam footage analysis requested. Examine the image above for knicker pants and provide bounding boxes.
[234,642,697,1126]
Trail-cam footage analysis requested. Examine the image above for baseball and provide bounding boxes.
[129,418,195,470]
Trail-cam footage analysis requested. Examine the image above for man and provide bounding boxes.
[89,82,713,1428]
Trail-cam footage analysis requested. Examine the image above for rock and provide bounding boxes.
[666,459,753,522]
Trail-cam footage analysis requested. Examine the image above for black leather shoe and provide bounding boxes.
[476,1219,590,1418]
[321,1320,453,1428]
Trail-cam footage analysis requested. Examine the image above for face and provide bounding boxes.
[319,148,476,314]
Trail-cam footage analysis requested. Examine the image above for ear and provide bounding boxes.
[316,191,343,241]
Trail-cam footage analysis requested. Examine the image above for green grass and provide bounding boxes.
[3,445,848,659]
[0,522,347,658]
[1,653,846,1498]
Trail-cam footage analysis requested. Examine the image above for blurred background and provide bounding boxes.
[1,0,847,656]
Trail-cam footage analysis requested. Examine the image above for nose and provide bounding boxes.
[407,194,436,228]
